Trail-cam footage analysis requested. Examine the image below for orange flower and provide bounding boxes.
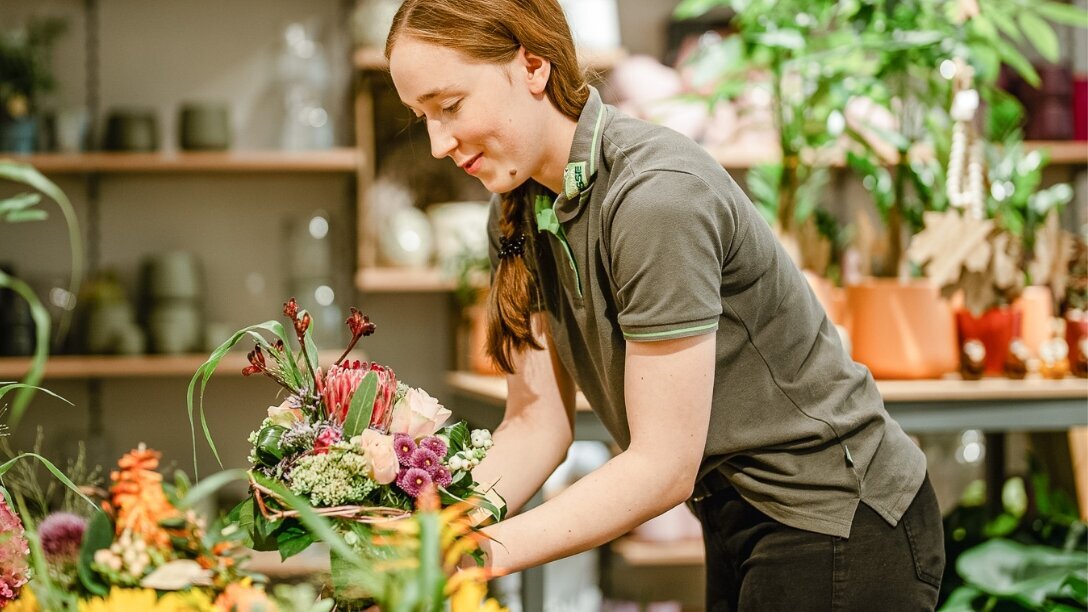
[109,444,178,551]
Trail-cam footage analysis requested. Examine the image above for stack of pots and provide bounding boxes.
[142,251,204,354]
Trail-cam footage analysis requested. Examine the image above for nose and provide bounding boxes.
[426,119,457,160]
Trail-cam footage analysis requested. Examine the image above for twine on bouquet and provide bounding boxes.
[249,474,411,524]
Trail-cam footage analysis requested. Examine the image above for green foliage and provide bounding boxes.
[0,161,82,428]
[940,467,1088,611]
[343,372,378,438]
[0,17,67,118]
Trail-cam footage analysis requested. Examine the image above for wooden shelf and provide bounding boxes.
[1,149,361,174]
[0,350,352,380]
[610,537,705,567]
[705,140,1088,169]
[354,46,628,72]
[355,266,458,292]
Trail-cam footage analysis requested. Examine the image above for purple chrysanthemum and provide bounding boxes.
[39,512,88,561]
[0,497,30,606]
[433,466,452,488]
[394,433,416,466]
[409,448,440,474]
[420,436,447,458]
[396,467,432,498]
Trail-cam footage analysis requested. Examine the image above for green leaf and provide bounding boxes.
[446,421,470,452]
[995,38,1041,87]
[78,511,114,596]
[0,270,52,428]
[0,191,43,214]
[987,6,1023,43]
[673,0,728,20]
[255,426,288,465]
[1018,11,1060,63]
[1062,572,1088,603]
[227,498,256,548]
[938,586,985,611]
[0,452,97,510]
[186,320,294,477]
[1035,2,1088,28]
[342,372,378,438]
[275,522,316,560]
[956,539,1087,605]
[0,161,82,348]
[177,468,248,511]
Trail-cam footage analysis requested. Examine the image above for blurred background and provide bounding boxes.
[1,0,1087,610]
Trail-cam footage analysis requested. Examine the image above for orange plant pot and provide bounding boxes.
[1012,286,1055,354]
[466,304,501,376]
[956,307,1022,375]
[844,279,958,379]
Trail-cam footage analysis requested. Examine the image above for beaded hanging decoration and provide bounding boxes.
[498,233,527,260]
[946,58,986,219]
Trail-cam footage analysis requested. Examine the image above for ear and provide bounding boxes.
[517,46,552,96]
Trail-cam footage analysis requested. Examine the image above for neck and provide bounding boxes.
[533,106,579,195]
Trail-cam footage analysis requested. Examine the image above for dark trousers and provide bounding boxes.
[690,476,945,611]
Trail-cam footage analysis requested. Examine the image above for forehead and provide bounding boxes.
[389,36,504,105]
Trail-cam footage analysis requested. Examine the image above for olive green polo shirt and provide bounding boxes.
[487,87,926,538]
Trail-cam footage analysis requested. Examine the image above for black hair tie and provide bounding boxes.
[498,233,527,260]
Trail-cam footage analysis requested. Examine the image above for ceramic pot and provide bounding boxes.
[844,279,958,379]
[0,117,37,153]
[1012,285,1054,354]
[178,102,231,150]
[427,201,489,275]
[956,306,1022,375]
[377,207,433,268]
[104,109,158,151]
[145,251,203,300]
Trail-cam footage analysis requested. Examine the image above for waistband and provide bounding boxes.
[691,468,733,503]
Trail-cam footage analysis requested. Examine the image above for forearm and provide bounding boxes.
[470,409,571,516]
[481,445,692,573]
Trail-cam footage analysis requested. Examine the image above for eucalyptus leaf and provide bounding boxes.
[342,371,379,438]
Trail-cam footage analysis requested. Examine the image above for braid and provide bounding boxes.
[487,186,543,373]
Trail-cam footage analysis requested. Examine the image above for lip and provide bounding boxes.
[460,153,483,176]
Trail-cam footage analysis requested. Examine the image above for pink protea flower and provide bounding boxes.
[322,361,368,422]
[39,512,88,562]
[394,433,416,466]
[313,426,343,455]
[396,467,432,498]
[0,496,30,606]
[367,364,397,432]
[433,466,453,488]
[409,448,440,474]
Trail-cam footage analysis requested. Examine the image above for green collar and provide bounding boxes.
[551,86,607,223]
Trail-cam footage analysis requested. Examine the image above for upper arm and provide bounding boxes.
[504,312,576,444]
[624,332,716,489]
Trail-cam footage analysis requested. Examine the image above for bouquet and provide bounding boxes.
[1,443,330,611]
[188,299,504,605]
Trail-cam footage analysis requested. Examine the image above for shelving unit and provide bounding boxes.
[3,149,361,174]
[0,350,349,380]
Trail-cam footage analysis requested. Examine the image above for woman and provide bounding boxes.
[385,0,945,608]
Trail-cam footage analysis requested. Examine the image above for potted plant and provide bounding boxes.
[0,17,66,153]
[450,246,496,376]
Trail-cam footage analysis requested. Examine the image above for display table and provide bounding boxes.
[444,371,1088,612]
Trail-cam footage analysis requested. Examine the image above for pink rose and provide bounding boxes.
[354,429,399,485]
[267,399,302,427]
[389,388,452,439]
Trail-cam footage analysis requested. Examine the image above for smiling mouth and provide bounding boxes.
[461,153,483,175]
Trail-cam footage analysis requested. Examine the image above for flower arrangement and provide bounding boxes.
[2,443,334,611]
[188,299,503,606]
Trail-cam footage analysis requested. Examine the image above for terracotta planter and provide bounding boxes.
[1012,286,1054,354]
[956,307,1022,375]
[803,270,846,326]
[844,279,958,379]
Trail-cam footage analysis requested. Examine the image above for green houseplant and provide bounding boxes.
[0,17,66,153]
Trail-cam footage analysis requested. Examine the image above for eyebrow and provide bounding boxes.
[417,86,458,104]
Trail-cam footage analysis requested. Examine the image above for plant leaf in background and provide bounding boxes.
[954,539,1087,608]
[0,160,82,429]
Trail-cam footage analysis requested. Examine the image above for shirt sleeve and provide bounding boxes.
[608,169,731,341]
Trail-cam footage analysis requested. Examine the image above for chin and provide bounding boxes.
[479,172,527,195]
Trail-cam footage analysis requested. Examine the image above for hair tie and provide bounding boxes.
[498,233,527,260]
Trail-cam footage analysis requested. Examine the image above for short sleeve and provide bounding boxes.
[608,170,730,341]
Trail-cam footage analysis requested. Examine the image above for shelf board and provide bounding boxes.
[1,149,361,174]
[354,46,628,72]
[355,266,458,292]
[705,140,1088,169]
[0,350,352,380]
[611,537,705,567]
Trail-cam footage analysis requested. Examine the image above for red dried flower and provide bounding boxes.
[283,298,299,320]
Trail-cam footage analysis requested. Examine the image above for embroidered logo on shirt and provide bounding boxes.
[564,161,589,199]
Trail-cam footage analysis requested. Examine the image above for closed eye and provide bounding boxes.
[441,99,462,115]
